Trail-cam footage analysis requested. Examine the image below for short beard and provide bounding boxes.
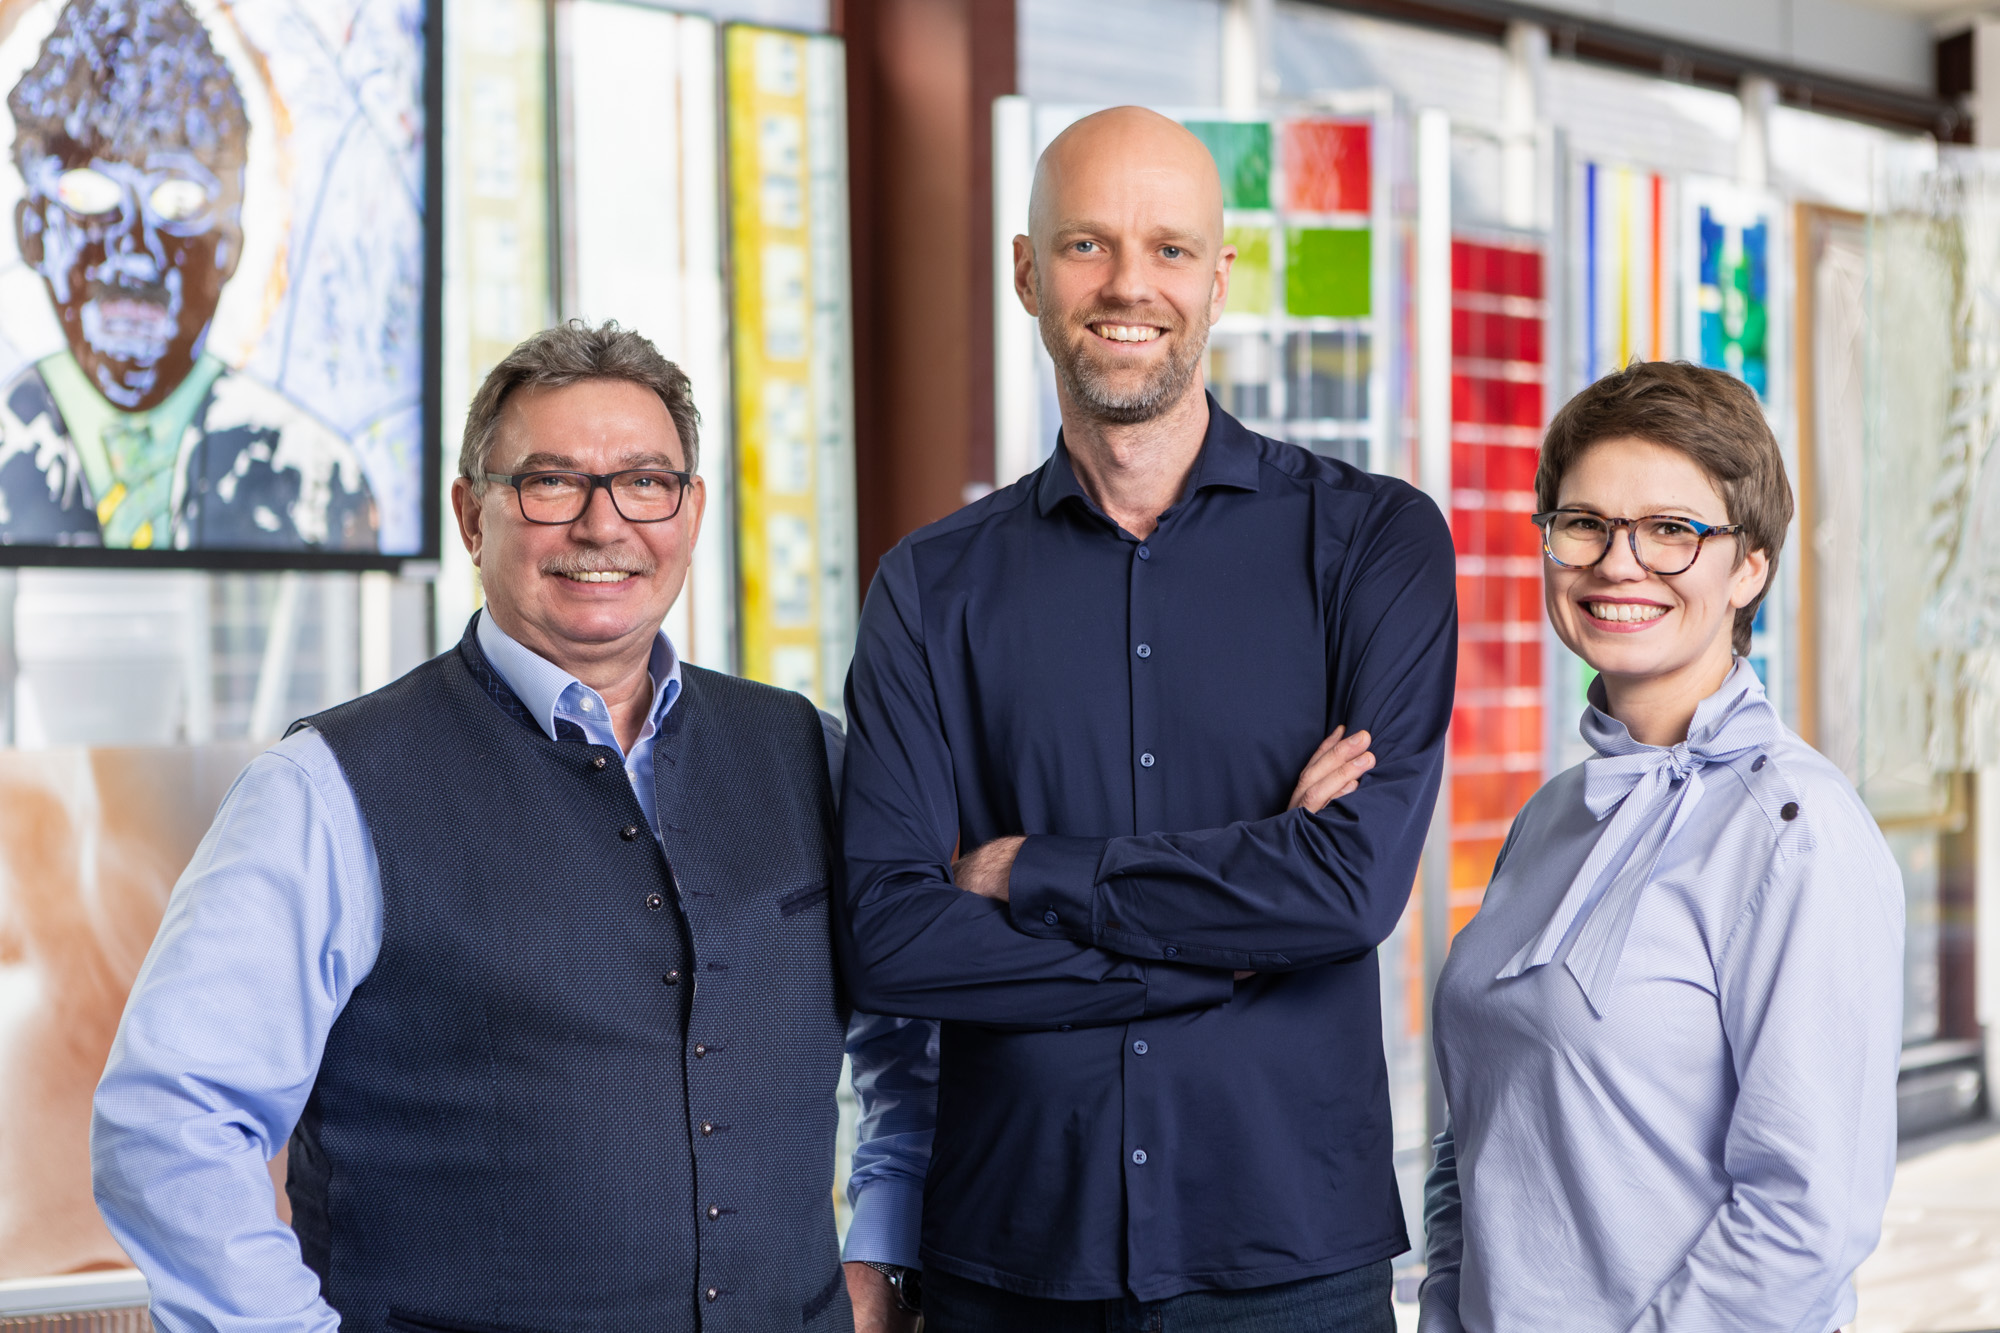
[1039,288,1211,427]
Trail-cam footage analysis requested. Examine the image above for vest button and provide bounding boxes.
[645,893,664,911]
[707,1204,721,1220]
[620,824,640,840]
[591,755,609,770]
[700,1120,714,1136]
[694,1043,708,1058]
[664,969,681,983]
[705,1287,719,1303]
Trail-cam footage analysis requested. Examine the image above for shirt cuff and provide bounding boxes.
[1142,959,1237,1016]
[1006,835,1107,942]
[843,1176,924,1268]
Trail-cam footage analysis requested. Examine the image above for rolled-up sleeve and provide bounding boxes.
[1629,794,1903,1332]
[92,732,377,1333]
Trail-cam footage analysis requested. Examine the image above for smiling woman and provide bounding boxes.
[1419,360,1905,1333]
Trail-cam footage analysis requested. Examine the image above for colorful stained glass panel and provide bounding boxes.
[1285,227,1370,318]
[1224,225,1272,315]
[1185,120,1272,210]
[1283,120,1369,214]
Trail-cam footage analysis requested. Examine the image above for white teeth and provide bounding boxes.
[1586,601,1667,623]
[1097,324,1160,343]
[562,570,632,583]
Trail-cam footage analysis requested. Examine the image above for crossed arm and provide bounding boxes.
[835,494,1455,1024]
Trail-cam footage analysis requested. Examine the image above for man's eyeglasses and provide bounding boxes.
[1531,508,1744,576]
[485,469,693,525]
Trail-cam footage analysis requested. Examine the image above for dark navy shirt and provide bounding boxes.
[837,399,1458,1301]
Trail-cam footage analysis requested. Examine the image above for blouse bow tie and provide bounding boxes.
[1495,661,1781,1015]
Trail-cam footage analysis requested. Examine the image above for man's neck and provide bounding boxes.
[1059,383,1210,541]
[488,606,659,751]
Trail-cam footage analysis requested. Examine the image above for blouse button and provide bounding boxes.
[1780,801,1800,821]
[1751,755,1767,772]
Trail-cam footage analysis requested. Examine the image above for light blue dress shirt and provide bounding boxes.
[1421,661,1902,1333]
[92,609,934,1333]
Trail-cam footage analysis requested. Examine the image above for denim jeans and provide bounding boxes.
[924,1259,1397,1333]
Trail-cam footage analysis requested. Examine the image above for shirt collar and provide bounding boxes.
[1581,656,1768,760]
[1034,391,1262,519]
[475,607,682,744]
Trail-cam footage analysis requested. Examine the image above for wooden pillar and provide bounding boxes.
[836,0,1015,584]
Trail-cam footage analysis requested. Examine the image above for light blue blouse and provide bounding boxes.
[1422,660,1903,1333]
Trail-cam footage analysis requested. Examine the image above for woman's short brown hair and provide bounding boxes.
[460,320,700,487]
[1536,360,1792,657]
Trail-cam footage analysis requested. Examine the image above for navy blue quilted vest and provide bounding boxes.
[286,621,850,1333]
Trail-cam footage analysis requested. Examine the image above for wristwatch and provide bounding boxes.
[861,1261,924,1314]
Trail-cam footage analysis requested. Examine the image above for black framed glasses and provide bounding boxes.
[485,469,693,525]
[1531,508,1744,576]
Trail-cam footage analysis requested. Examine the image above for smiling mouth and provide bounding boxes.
[559,570,634,584]
[1584,601,1667,624]
[1092,323,1162,344]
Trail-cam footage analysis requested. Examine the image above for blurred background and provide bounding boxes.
[4,0,2000,1328]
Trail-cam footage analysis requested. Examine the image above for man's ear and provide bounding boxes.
[1013,234,1038,317]
[211,221,244,283]
[16,196,44,269]
[451,476,484,567]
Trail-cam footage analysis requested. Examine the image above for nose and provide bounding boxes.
[97,188,165,283]
[566,478,632,543]
[1594,523,1651,582]
[1103,244,1158,307]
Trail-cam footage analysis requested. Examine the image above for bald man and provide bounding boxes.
[835,107,1457,1330]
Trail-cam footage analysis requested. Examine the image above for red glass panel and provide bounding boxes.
[1284,120,1370,213]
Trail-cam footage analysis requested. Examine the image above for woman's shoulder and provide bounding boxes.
[1709,726,1902,913]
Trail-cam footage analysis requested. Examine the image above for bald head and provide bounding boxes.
[1028,106,1225,256]
[1012,106,1236,431]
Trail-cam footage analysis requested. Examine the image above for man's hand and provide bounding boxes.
[845,1260,919,1333]
[952,834,1025,901]
[1289,725,1375,814]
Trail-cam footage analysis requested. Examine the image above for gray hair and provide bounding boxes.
[460,320,701,486]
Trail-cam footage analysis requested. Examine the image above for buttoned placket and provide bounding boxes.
[1123,513,1169,1288]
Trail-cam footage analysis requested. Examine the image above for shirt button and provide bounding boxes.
[1132,1040,1149,1055]
[1131,1149,1148,1165]
[663,968,681,982]
[580,698,594,712]
[707,1204,721,1220]
[645,893,665,911]
[706,1288,719,1303]
[1044,910,1059,926]
[1163,946,1179,958]
[700,1121,714,1136]
[1781,801,1800,821]
[1059,1024,1073,1032]
[1136,643,1151,658]
[1751,755,1767,772]
[694,1043,708,1058]
[591,755,609,771]
[1140,752,1155,768]
[620,825,640,840]
[1136,545,1151,561]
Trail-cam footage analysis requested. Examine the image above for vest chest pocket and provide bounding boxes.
[777,880,830,917]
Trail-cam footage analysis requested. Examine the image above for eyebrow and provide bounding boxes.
[506,451,684,472]
[1051,220,1208,249]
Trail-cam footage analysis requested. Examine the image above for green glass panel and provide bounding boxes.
[1184,120,1272,210]
[1286,227,1371,318]
[1225,225,1272,315]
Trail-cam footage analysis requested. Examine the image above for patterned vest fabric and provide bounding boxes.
[289,622,850,1333]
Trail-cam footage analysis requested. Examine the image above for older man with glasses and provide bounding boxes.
[92,322,932,1333]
